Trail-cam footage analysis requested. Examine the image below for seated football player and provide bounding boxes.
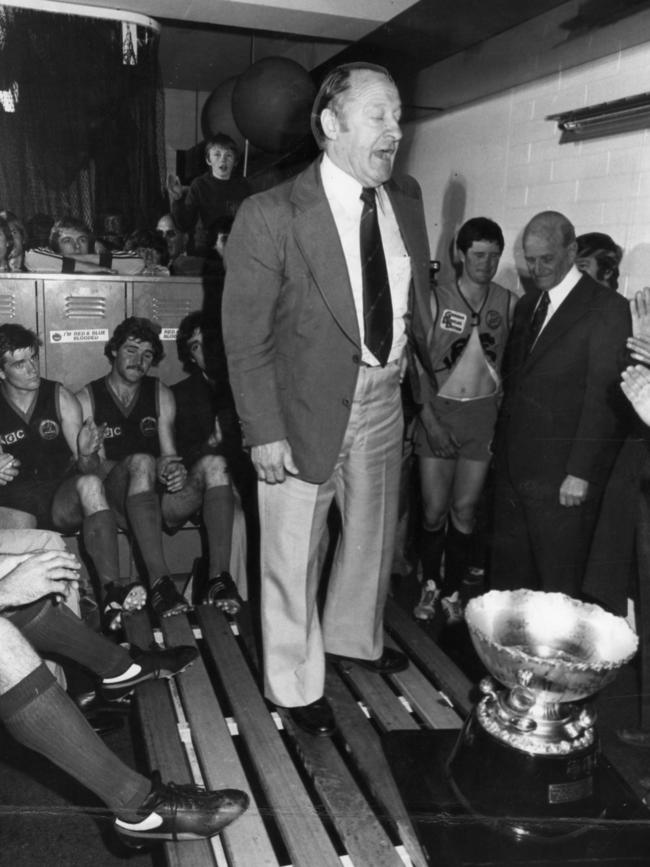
[0,324,146,630]
[172,311,244,611]
[0,527,248,849]
[76,317,241,619]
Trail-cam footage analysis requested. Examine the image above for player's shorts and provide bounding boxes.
[414,393,500,462]
[0,477,63,529]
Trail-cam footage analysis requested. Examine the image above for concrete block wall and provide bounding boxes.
[401,40,650,298]
[163,87,211,181]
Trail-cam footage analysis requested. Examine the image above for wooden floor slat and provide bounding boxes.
[125,610,214,867]
[324,669,429,867]
[279,706,407,867]
[329,657,420,731]
[385,635,462,730]
[385,597,474,717]
[197,605,342,867]
[159,612,280,867]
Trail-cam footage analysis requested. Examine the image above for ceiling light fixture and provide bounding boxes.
[547,92,650,143]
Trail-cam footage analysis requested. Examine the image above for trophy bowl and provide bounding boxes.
[466,589,638,703]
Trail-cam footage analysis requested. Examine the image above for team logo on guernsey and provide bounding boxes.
[103,426,122,439]
[0,429,25,446]
[485,309,502,330]
[440,309,467,334]
[39,419,60,440]
[140,416,157,438]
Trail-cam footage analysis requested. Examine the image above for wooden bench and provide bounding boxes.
[124,596,473,867]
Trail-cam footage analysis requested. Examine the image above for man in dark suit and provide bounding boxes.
[490,210,630,596]
[222,62,433,736]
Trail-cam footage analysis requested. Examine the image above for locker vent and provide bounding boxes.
[64,296,107,319]
[150,297,194,321]
[0,295,16,319]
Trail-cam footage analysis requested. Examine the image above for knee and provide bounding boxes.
[126,453,156,479]
[75,475,104,503]
[197,454,230,487]
[422,501,447,531]
[449,502,476,533]
[75,473,105,503]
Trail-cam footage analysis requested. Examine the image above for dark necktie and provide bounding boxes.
[526,290,550,354]
[360,186,393,366]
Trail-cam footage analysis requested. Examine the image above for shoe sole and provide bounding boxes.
[327,654,409,674]
[211,598,241,615]
[117,827,229,848]
[101,657,197,699]
[123,585,148,613]
[159,602,193,618]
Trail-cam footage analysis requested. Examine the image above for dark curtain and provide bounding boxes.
[0,5,165,235]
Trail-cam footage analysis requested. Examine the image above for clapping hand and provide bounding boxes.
[0,452,19,486]
[166,173,185,202]
[621,364,650,427]
[627,287,650,364]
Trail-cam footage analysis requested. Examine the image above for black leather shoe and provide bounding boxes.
[287,697,336,737]
[115,771,249,846]
[326,648,409,674]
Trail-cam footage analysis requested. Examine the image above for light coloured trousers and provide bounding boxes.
[259,362,403,707]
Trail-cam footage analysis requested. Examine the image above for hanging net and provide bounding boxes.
[0,5,166,235]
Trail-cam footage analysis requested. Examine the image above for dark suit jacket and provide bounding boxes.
[222,156,434,484]
[495,272,631,498]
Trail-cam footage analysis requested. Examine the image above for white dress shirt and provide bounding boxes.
[320,153,411,366]
[535,264,582,338]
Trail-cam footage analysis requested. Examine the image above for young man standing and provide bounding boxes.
[414,218,514,623]
[167,133,251,241]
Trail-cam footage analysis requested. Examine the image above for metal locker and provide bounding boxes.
[41,277,128,392]
[0,274,39,332]
[131,277,204,386]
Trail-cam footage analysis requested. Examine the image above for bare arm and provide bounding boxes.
[58,386,100,473]
[156,383,187,492]
[74,385,107,464]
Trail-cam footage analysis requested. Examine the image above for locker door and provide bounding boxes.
[0,277,38,330]
[132,278,203,386]
[41,279,128,392]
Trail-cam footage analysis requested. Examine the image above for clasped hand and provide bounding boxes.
[78,418,106,458]
[157,455,187,492]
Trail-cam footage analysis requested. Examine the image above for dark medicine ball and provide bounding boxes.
[232,57,316,154]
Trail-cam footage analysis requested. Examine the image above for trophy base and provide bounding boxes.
[381,729,650,866]
[447,712,599,827]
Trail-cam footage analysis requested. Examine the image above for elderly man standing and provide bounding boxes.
[222,62,433,736]
[491,210,630,596]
